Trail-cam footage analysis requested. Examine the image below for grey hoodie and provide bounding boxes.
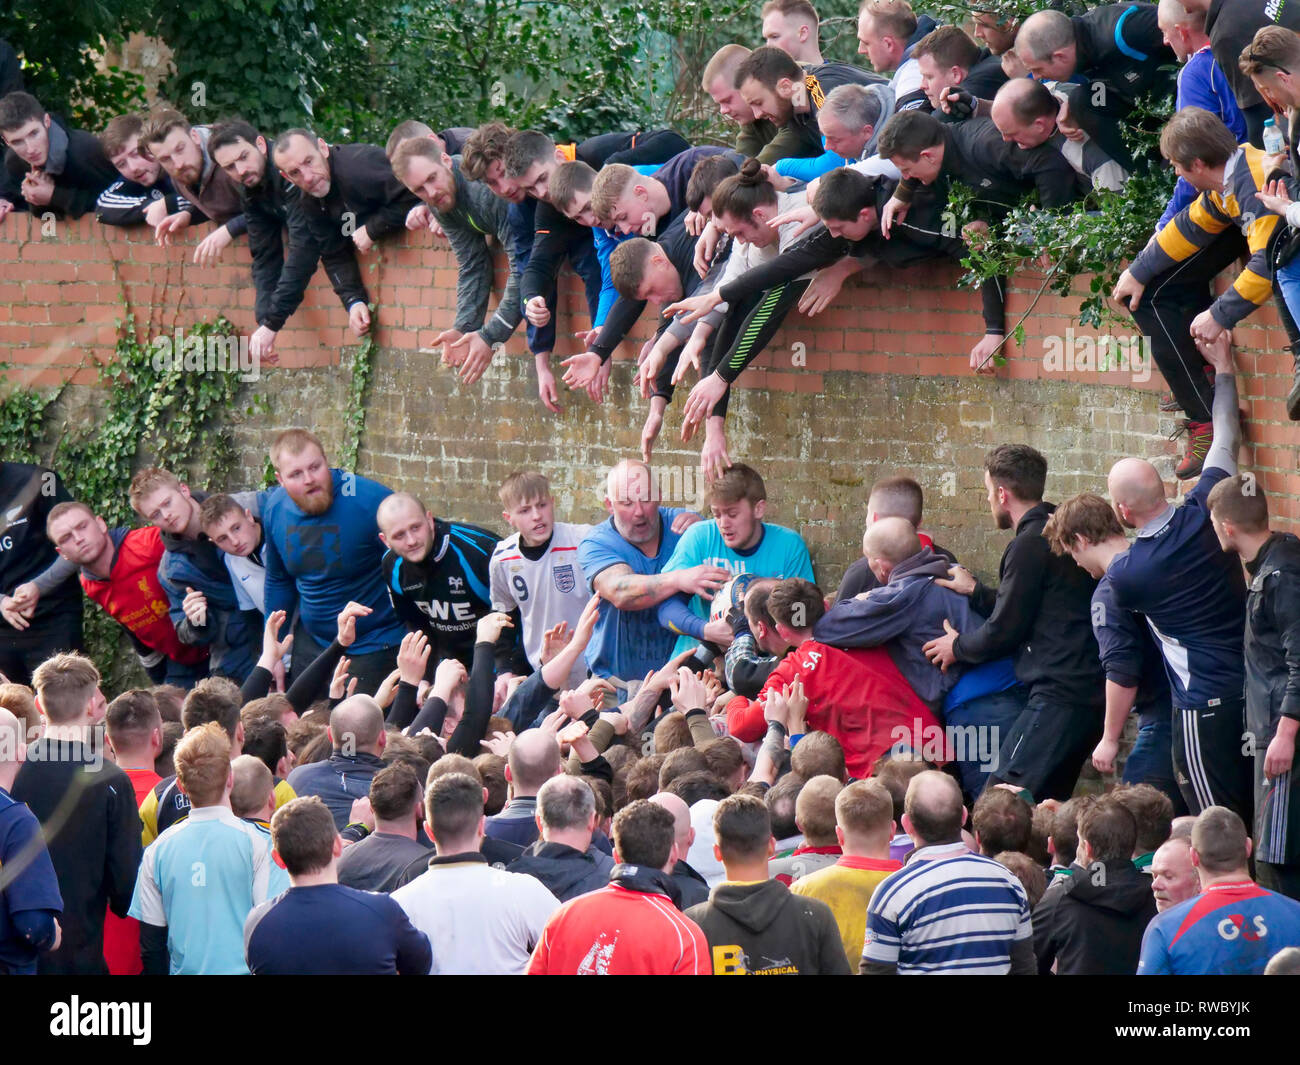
[859,81,895,160]
[812,546,986,707]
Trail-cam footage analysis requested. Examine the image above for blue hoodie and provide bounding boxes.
[812,546,986,707]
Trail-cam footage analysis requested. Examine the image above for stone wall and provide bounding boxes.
[3,212,1297,589]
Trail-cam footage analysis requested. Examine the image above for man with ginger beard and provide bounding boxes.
[262,428,404,693]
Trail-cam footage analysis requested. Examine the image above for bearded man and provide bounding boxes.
[262,428,404,690]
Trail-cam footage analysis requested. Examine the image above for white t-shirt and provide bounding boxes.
[391,858,561,975]
[489,521,594,689]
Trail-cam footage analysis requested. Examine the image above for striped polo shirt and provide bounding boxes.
[863,842,1032,974]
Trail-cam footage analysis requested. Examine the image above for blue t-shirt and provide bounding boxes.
[659,520,814,658]
[128,806,288,975]
[1138,881,1300,975]
[1106,466,1246,707]
[0,787,63,974]
[577,507,690,681]
[262,468,405,654]
[244,883,432,975]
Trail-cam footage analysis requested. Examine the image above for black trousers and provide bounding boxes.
[1172,699,1254,828]
[990,690,1104,802]
[1129,228,1247,423]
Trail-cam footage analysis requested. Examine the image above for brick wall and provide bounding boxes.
[3,212,1298,588]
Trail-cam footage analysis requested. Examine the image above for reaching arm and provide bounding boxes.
[1204,364,1240,476]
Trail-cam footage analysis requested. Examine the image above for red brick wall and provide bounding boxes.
[3,212,1298,579]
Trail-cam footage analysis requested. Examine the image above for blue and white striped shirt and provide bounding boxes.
[863,843,1032,974]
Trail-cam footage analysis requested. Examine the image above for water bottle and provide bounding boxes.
[1264,117,1285,155]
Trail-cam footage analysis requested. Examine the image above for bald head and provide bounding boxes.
[329,695,386,754]
[1108,457,1167,527]
[1016,10,1074,61]
[650,791,695,854]
[375,491,426,534]
[605,459,654,504]
[509,729,562,796]
[904,769,965,845]
[865,516,922,565]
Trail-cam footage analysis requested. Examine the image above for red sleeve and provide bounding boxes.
[724,652,798,742]
[675,924,712,975]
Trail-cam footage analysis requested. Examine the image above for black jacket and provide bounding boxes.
[1067,2,1176,119]
[1032,859,1156,975]
[686,878,851,975]
[894,117,1081,216]
[3,117,118,218]
[297,143,420,310]
[954,502,1104,706]
[0,39,22,98]
[241,157,321,331]
[671,859,711,909]
[0,463,82,635]
[507,840,615,901]
[1206,0,1300,112]
[1244,533,1300,741]
[95,171,194,227]
[11,740,143,975]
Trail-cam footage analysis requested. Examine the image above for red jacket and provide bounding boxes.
[80,527,207,665]
[725,640,943,779]
[527,883,710,975]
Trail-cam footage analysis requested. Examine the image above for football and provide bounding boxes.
[709,572,758,623]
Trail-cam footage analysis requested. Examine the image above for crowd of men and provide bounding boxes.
[5,0,1300,975]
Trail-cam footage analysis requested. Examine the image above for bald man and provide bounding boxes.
[378,491,526,678]
[861,770,1034,974]
[651,791,709,907]
[577,460,710,694]
[816,517,1021,798]
[988,78,1129,194]
[485,728,563,848]
[1105,335,1251,826]
[1014,5,1174,124]
[286,695,388,829]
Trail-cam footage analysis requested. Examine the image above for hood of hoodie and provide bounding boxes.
[888,546,951,583]
[1063,860,1155,916]
[861,81,896,158]
[512,841,613,897]
[707,878,792,933]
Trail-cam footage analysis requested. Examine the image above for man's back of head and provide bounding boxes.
[230,754,274,819]
[1190,805,1250,879]
[182,677,242,741]
[971,788,1032,856]
[32,652,101,728]
[328,695,386,757]
[537,773,597,850]
[790,731,846,783]
[1112,783,1174,856]
[713,793,774,872]
[612,799,677,872]
[835,779,895,854]
[425,772,485,854]
[1077,796,1139,865]
[904,770,965,847]
[795,774,843,848]
[650,791,694,859]
[508,729,562,797]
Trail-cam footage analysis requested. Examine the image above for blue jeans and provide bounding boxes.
[1124,709,1186,814]
[943,685,1029,801]
[1277,256,1300,324]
